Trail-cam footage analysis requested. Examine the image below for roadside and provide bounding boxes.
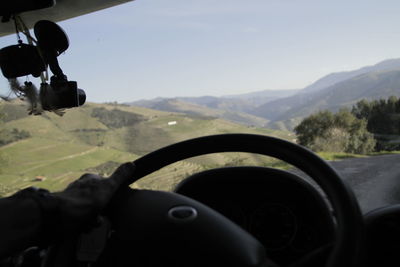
[329,154,400,213]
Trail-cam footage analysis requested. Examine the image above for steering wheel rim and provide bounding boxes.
[130,133,364,267]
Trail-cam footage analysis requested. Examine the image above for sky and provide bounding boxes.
[1,0,400,102]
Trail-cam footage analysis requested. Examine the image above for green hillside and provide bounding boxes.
[0,100,292,196]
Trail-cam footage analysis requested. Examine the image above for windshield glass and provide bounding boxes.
[1,0,400,213]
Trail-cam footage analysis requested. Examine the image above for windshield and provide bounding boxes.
[1,0,400,213]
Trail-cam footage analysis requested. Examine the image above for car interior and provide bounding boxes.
[1,1,399,267]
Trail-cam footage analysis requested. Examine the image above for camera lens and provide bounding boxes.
[78,89,86,106]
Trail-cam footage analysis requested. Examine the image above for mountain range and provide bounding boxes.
[129,59,400,130]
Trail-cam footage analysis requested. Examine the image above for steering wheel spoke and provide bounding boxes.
[109,188,272,267]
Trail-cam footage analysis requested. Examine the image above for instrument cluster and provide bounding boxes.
[175,166,335,265]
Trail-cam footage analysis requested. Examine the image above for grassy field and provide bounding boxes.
[0,100,294,196]
[0,137,137,194]
[317,150,400,161]
[3,100,387,197]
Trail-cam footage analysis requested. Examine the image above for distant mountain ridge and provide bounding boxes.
[220,89,300,106]
[129,58,400,131]
[302,58,400,93]
[254,64,400,129]
[129,90,300,126]
[131,89,299,111]
[130,98,269,127]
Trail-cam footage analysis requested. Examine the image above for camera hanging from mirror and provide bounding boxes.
[0,16,86,116]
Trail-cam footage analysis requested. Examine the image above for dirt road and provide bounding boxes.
[328,154,400,213]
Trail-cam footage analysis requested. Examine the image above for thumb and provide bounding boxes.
[108,162,136,188]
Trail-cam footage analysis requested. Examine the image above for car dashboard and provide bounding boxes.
[175,167,335,266]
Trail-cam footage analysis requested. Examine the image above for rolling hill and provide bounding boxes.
[181,89,299,110]
[130,98,270,127]
[0,100,292,196]
[4,58,400,195]
[254,69,400,130]
[129,90,300,127]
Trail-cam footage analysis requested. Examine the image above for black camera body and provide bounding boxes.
[40,76,86,111]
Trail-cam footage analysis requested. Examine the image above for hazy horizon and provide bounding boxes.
[1,0,400,102]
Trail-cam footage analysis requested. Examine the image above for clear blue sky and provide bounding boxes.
[1,0,400,102]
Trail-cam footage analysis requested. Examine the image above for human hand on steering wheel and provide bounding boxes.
[0,162,135,261]
[50,162,135,237]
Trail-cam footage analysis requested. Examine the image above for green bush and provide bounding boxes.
[294,109,375,154]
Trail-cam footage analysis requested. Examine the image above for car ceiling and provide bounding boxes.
[0,0,134,37]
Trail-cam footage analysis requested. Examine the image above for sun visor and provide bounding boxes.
[0,0,55,17]
[0,43,46,78]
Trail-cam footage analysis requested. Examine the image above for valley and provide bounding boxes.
[130,59,400,131]
[0,100,292,196]
[2,58,400,196]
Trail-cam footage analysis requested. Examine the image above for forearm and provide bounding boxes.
[0,163,134,259]
[0,196,41,258]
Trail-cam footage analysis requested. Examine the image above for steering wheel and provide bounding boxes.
[48,134,364,267]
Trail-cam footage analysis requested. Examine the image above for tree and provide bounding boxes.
[294,110,334,147]
[346,118,376,154]
[351,99,372,120]
[311,127,350,153]
[350,97,400,150]
[352,96,400,135]
[295,109,375,154]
